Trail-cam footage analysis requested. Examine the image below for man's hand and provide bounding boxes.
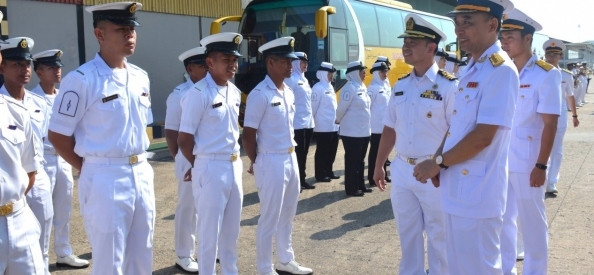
[373,166,387,191]
[183,168,192,182]
[530,167,546,188]
[413,159,440,184]
[247,162,254,175]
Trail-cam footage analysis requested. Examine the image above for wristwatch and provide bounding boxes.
[435,155,449,169]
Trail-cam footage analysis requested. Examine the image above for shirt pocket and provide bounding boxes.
[417,97,442,120]
[1,127,26,145]
[517,88,537,114]
[448,159,486,205]
[208,104,226,121]
[514,127,541,161]
[96,95,125,111]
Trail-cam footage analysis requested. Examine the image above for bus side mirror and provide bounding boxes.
[315,6,336,39]
[211,15,242,35]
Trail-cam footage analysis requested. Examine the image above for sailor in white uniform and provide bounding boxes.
[48,2,155,274]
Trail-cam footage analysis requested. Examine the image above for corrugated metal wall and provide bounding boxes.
[34,0,243,17]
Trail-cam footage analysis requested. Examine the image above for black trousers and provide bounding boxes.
[294,128,314,185]
[341,135,370,194]
[314,131,339,179]
[368,133,389,183]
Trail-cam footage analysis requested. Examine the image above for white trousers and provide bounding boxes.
[390,158,448,275]
[254,152,300,274]
[79,160,155,275]
[44,153,75,257]
[445,214,503,275]
[0,204,45,275]
[547,127,567,186]
[26,168,52,275]
[173,152,198,258]
[501,172,548,275]
[193,156,243,275]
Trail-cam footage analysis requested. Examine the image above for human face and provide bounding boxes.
[187,63,208,83]
[358,69,366,81]
[437,57,446,69]
[206,52,239,84]
[327,72,335,82]
[300,60,308,72]
[402,38,435,66]
[544,52,562,66]
[95,21,136,57]
[35,64,61,85]
[454,13,498,56]
[268,56,293,79]
[378,69,388,81]
[500,30,530,59]
[0,60,32,86]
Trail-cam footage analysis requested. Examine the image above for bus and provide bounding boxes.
[212,0,457,117]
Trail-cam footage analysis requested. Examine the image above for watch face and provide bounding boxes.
[435,155,443,164]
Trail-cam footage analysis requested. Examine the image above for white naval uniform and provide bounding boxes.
[367,71,391,183]
[49,54,155,275]
[547,69,575,187]
[440,42,518,274]
[311,71,339,179]
[179,73,243,275]
[243,75,300,275]
[164,79,198,259]
[501,56,561,275]
[384,63,456,275]
[1,86,53,274]
[576,74,587,104]
[0,95,45,274]
[31,85,77,259]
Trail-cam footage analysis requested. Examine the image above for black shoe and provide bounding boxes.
[360,188,373,193]
[385,177,391,183]
[316,177,332,182]
[301,182,316,189]
[329,174,340,179]
[346,190,365,197]
[369,180,377,187]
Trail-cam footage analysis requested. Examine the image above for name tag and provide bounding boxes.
[8,125,17,130]
[394,91,404,96]
[520,84,531,88]
[272,102,281,107]
[102,94,119,103]
[212,102,222,108]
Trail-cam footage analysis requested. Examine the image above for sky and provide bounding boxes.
[514,0,594,43]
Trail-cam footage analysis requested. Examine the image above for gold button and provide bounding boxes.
[231,154,238,162]
[521,95,525,99]
[288,147,294,153]
[465,95,469,100]
[528,136,533,141]
[129,155,139,164]
[453,109,457,115]
[458,88,463,92]
[447,131,451,137]
[462,169,469,176]
[426,111,432,118]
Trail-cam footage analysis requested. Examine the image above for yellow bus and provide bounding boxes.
[213,0,457,112]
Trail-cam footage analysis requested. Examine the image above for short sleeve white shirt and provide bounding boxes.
[368,79,391,134]
[165,79,193,131]
[286,74,314,130]
[335,81,371,137]
[31,85,58,154]
[311,81,338,132]
[49,54,153,158]
[178,73,241,155]
[243,75,297,152]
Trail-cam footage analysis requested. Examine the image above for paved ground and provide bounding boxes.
[48,91,594,274]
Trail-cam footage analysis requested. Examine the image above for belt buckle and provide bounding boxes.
[0,202,14,216]
[407,158,417,165]
[288,147,294,153]
[129,155,139,165]
[230,154,238,162]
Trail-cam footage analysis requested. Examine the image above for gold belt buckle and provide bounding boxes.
[288,147,294,153]
[0,202,14,216]
[407,158,417,165]
[230,154,238,162]
[129,155,139,165]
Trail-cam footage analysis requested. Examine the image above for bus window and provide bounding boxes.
[350,1,380,47]
[328,0,346,29]
[330,29,348,66]
[375,6,405,48]
[345,1,360,63]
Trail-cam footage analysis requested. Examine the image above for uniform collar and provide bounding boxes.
[520,54,538,74]
[0,85,32,104]
[468,41,503,71]
[93,53,129,76]
[264,75,287,95]
[426,62,439,83]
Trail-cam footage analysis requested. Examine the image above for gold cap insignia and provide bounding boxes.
[19,39,28,49]
[406,18,414,31]
[234,35,241,45]
[129,3,137,13]
[289,39,295,48]
[56,50,63,58]
[551,42,556,47]
[502,13,508,20]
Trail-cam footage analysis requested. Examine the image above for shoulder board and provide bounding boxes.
[398,73,411,80]
[76,69,85,75]
[437,69,457,81]
[562,68,573,74]
[489,53,504,67]
[535,60,554,72]
[193,80,208,93]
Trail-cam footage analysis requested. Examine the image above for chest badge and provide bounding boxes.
[467,82,478,88]
[426,111,432,118]
[432,84,438,90]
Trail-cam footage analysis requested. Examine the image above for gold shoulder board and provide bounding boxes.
[536,60,554,72]
[438,69,457,81]
[489,53,504,67]
[398,73,411,81]
[562,68,573,74]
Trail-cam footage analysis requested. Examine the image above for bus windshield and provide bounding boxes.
[237,0,326,94]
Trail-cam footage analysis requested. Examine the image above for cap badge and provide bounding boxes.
[551,42,556,47]
[234,35,241,45]
[56,50,63,58]
[20,39,28,49]
[289,39,295,48]
[502,13,509,20]
[129,3,137,13]
[406,18,414,31]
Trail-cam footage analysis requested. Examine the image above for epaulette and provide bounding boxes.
[535,60,554,72]
[193,80,208,93]
[438,69,457,81]
[562,68,573,74]
[398,73,411,80]
[489,53,504,67]
[76,70,85,75]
